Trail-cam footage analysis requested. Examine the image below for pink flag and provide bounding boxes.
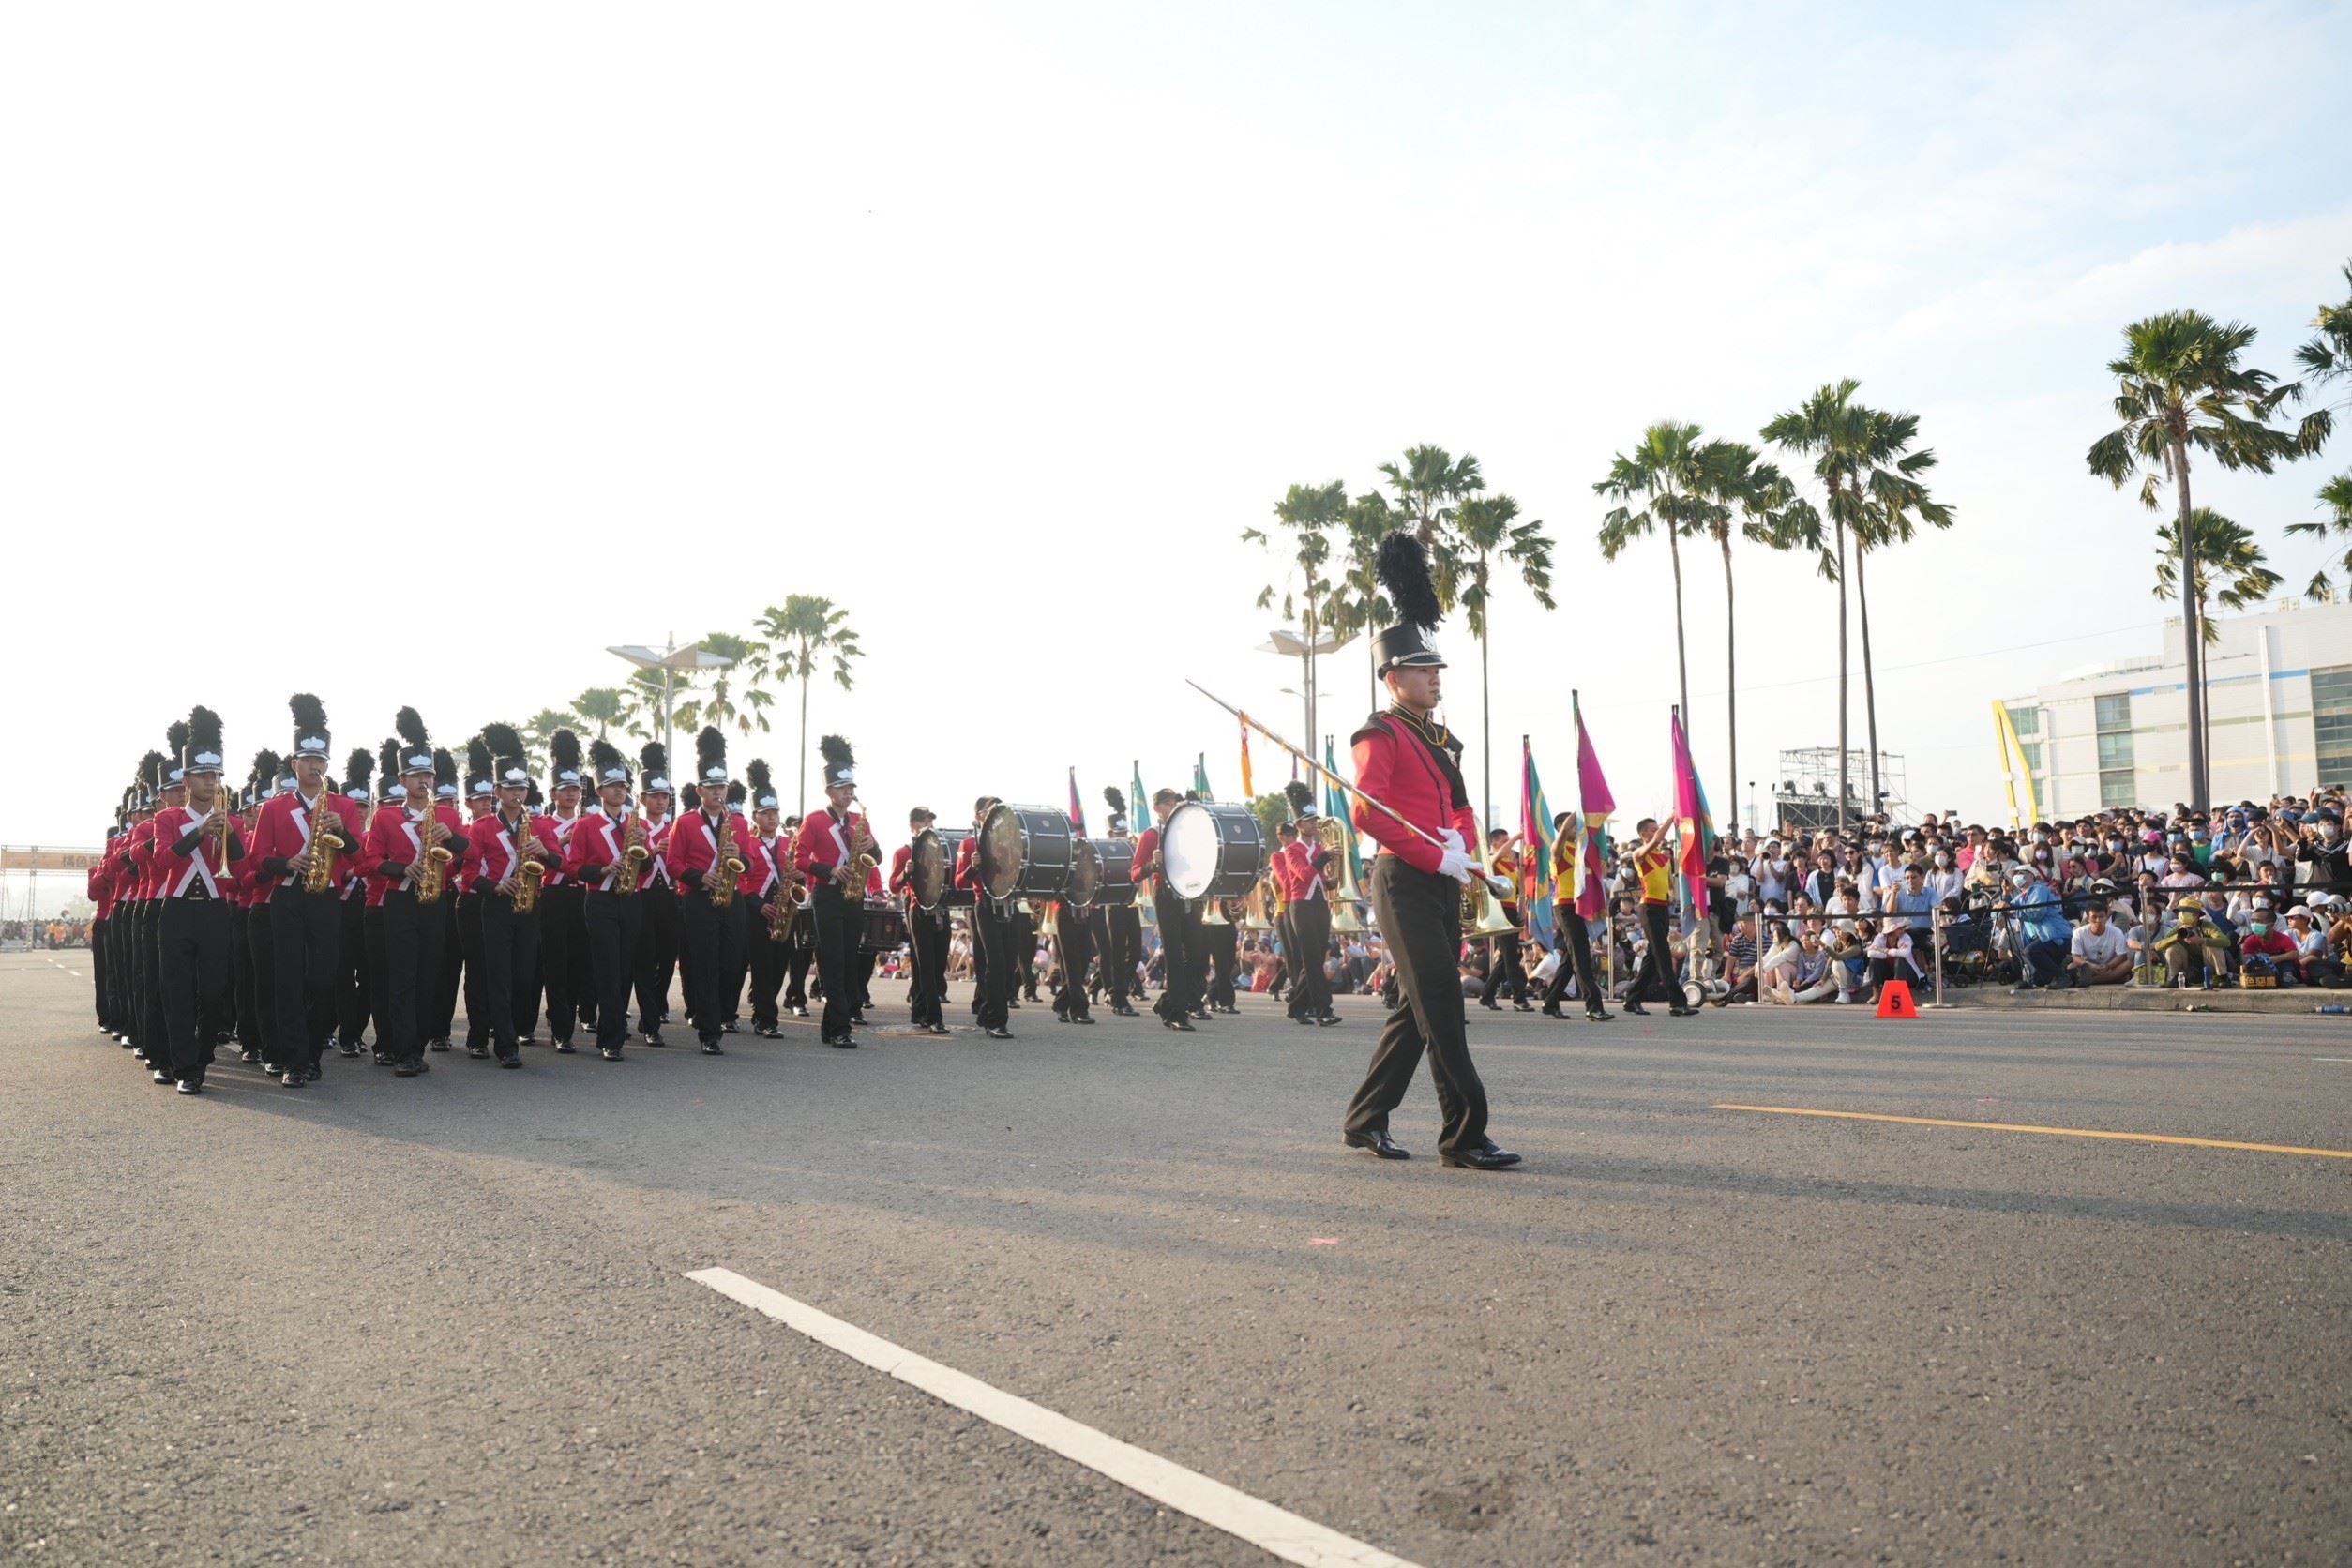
[1574,695,1614,921]
[1067,767,1085,833]
[1671,708,1709,921]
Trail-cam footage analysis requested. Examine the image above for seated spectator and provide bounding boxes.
[2068,901,2132,987]
[1828,920,1875,1003]
[2239,906,2302,984]
[1865,921,1922,1001]
[2002,867,2073,992]
[1721,914,1760,1003]
[2152,897,2231,989]
[1761,927,1837,1003]
[2284,905,2337,986]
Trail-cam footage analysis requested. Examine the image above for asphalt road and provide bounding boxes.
[4,949,2347,1565]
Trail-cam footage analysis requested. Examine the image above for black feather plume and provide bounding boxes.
[378,740,401,788]
[140,750,167,791]
[395,706,428,750]
[344,748,373,794]
[525,777,543,808]
[695,725,726,776]
[466,736,494,786]
[681,783,701,811]
[727,780,746,807]
[1284,779,1316,817]
[289,692,328,734]
[818,733,853,776]
[589,737,626,781]
[433,747,457,791]
[1104,785,1125,815]
[1375,531,1441,630]
[250,750,281,795]
[165,719,190,762]
[481,722,525,773]
[187,705,224,760]
[550,728,582,778]
[640,742,668,780]
[746,758,773,796]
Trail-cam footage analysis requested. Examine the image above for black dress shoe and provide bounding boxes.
[641,1032,668,1048]
[1541,1003,1567,1018]
[1440,1141,1523,1170]
[240,1049,262,1064]
[152,1068,174,1084]
[468,1044,490,1059]
[722,1020,740,1033]
[755,1024,782,1039]
[1621,1000,1649,1017]
[410,1058,429,1074]
[600,1047,623,1061]
[1586,1009,1614,1022]
[372,1049,392,1065]
[1667,1004,1696,1018]
[305,1063,323,1082]
[554,1041,578,1054]
[701,1039,724,1055]
[1343,1129,1411,1160]
[1164,1018,1195,1032]
[1074,1016,1094,1025]
[394,1063,421,1078]
[429,1039,451,1052]
[498,1054,521,1069]
[1514,1001,1534,1012]
[176,1080,202,1095]
[337,1040,361,1057]
[830,1036,858,1048]
[927,1024,953,1036]
[985,1027,1013,1040]
[280,1070,304,1087]
[852,1011,869,1025]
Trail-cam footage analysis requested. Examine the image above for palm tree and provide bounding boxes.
[754,596,863,812]
[672,630,774,740]
[2294,263,2352,586]
[1331,492,1396,711]
[523,708,578,756]
[1694,443,1818,827]
[1244,480,1347,755]
[571,686,626,741]
[2154,508,2282,639]
[2285,475,2352,596]
[2088,312,2314,808]
[1844,406,1952,815]
[1763,381,1872,830]
[1455,493,1555,825]
[613,669,676,741]
[1595,420,1713,722]
[1379,445,1485,608]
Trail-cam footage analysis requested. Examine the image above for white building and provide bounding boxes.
[2001,600,2352,818]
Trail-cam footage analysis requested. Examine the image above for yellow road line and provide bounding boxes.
[1715,1104,2352,1161]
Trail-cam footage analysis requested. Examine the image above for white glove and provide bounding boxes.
[1439,829,1465,855]
[1438,848,1478,882]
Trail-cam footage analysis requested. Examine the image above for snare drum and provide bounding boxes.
[1089,837,1137,899]
[1161,801,1266,901]
[978,804,1076,902]
[911,827,972,911]
[861,900,909,953]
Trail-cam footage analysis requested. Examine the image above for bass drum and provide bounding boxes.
[979,804,1076,902]
[911,827,972,911]
[1062,837,1103,908]
[1162,801,1265,901]
[1088,837,1137,901]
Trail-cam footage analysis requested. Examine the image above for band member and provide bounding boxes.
[891,807,952,1034]
[792,735,873,1048]
[1050,863,1096,1026]
[778,815,814,1018]
[1543,811,1612,1022]
[245,695,354,1088]
[89,820,120,1039]
[109,757,159,1056]
[466,725,553,1067]
[563,739,645,1060]
[1622,816,1693,1018]
[360,739,403,1064]
[366,716,465,1076]
[1204,896,1241,1013]
[956,796,1015,1039]
[664,728,743,1055]
[148,707,243,1093]
[1341,533,1519,1168]
[1479,828,1532,1012]
[632,743,679,1045]
[332,748,377,1055]
[1011,898,1038,1004]
[233,752,279,1064]
[135,737,185,1066]
[1130,788,1199,1031]
[453,741,496,1055]
[1274,781,1339,1026]
[540,729,591,1048]
[1099,789,1142,1017]
[718,780,763,1033]
[742,761,792,1038]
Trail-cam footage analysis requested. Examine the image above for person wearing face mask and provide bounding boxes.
[2000,867,2072,991]
[2238,903,2300,983]
[1756,846,1791,909]
[2159,853,2206,892]
[1927,847,1964,903]
[2308,814,2352,897]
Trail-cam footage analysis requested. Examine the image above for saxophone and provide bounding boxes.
[415,807,454,905]
[513,813,547,913]
[709,812,746,909]
[765,859,807,942]
[615,813,650,894]
[302,789,346,894]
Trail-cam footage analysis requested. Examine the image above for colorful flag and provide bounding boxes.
[1519,736,1557,952]
[1194,753,1212,800]
[1671,706,1710,921]
[1323,737,1363,889]
[1238,720,1255,800]
[1574,695,1615,921]
[1067,767,1085,833]
[1131,758,1148,830]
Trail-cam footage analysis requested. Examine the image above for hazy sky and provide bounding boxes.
[6,0,2350,862]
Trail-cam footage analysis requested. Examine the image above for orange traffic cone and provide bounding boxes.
[1876,980,1917,1019]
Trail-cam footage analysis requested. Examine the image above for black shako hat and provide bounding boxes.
[163,720,191,787]
[640,742,671,795]
[694,726,727,790]
[341,747,372,804]
[819,733,854,791]
[466,736,495,800]
[550,729,583,791]
[377,740,405,802]
[589,737,631,788]
[432,746,458,802]
[1370,531,1446,677]
[395,706,433,777]
[289,693,331,765]
[1285,779,1318,821]
[746,758,778,811]
[484,722,529,792]
[183,707,226,777]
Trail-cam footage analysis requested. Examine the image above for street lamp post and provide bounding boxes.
[607,632,736,769]
[1259,627,1352,772]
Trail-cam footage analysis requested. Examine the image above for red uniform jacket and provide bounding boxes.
[145,805,245,899]
[540,809,585,888]
[130,818,164,900]
[247,790,361,893]
[364,805,468,907]
[888,843,914,902]
[793,807,867,877]
[562,807,637,892]
[664,808,732,891]
[953,832,983,895]
[734,821,774,902]
[1129,824,1164,894]
[466,811,560,897]
[641,812,677,890]
[1349,713,1478,876]
[1271,837,1328,903]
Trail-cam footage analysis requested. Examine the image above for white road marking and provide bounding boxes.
[2314,1057,2352,1063]
[686,1267,1422,1568]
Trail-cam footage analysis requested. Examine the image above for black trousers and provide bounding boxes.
[380,887,448,1065]
[364,905,391,1055]
[91,913,112,1031]
[1287,898,1333,1020]
[783,911,813,1011]
[680,890,742,1045]
[1543,909,1606,1014]
[457,891,488,1048]
[140,901,166,1057]
[477,892,539,1059]
[972,899,1014,1031]
[335,892,369,1047]
[1104,905,1141,1008]
[725,898,757,1024]
[245,903,276,1058]
[747,904,788,1028]
[159,897,231,1085]
[541,883,586,1043]
[1345,856,1490,1156]
[268,883,342,1072]
[1012,907,1038,999]
[907,904,948,1026]
[583,890,643,1051]
[1053,902,1093,1020]
[1151,887,1198,1022]
[635,884,678,1033]
[810,882,862,1038]
[1630,902,1680,1005]
[429,894,462,1044]
[1483,929,1526,1006]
